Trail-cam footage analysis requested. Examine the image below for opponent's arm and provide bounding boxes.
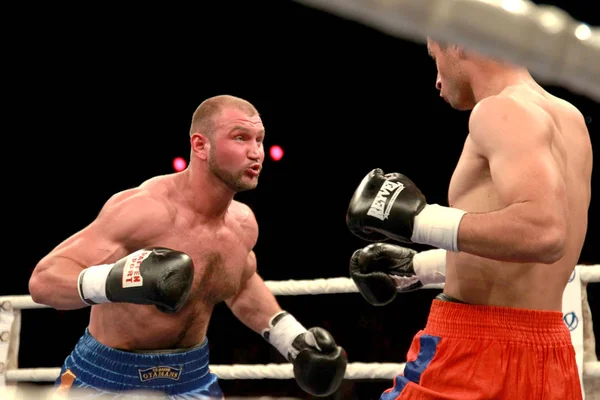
[226,253,347,397]
[456,97,568,263]
[29,191,193,312]
[350,243,446,306]
[346,99,567,264]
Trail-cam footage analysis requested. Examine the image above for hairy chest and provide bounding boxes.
[151,221,256,304]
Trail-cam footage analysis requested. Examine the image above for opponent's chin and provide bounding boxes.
[446,92,475,111]
[447,97,473,111]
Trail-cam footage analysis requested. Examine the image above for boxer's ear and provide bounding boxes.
[191,132,209,161]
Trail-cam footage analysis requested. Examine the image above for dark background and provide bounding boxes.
[3,1,598,399]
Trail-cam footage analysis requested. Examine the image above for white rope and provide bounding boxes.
[5,361,600,382]
[1,265,597,309]
[0,296,44,311]
[269,278,443,295]
[580,266,600,285]
[293,0,600,102]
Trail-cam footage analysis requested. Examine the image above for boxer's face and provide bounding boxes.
[427,39,474,111]
[208,107,265,192]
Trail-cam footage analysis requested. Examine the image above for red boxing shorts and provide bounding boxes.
[380,299,582,399]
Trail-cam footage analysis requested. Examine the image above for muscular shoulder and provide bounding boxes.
[102,188,171,220]
[229,201,259,242]
[468,94,551,155]
[98,185,175,243]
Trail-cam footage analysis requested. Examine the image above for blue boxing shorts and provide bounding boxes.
[52,328,223,399]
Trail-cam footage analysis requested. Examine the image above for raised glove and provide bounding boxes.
[346,168,466,252]
[77,247,194,313]
[263,311,347,397]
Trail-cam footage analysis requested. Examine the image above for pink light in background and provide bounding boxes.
[173,157,187,171]
[269,145,284,161]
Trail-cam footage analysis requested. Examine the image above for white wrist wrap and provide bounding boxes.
[411,204,466,252]
[77,264,113,305]
[413,249,447,285]
[264,312,307,359]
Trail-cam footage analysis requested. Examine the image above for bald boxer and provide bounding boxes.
[30,95,347,399]
[346,39,592,399]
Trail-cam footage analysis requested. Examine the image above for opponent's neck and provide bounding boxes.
[470,64,535,104]
[178,165,233,219]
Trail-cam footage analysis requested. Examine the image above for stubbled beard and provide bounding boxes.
[208,149,257,192]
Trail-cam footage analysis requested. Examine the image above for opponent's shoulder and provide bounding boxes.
[469,92,550,147]
[471,92,548,128]
[546,92,588,128]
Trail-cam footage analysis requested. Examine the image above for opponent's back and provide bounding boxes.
[446,84,592,310]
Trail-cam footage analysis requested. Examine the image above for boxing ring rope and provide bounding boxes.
[1,264,599,386]
[294,0,600,103]
[5,361,600,382]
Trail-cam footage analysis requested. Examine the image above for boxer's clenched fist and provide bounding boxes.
[78,247,194,313]
[263,311,347,397]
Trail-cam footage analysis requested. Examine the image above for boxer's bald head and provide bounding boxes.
[190,95,259,139]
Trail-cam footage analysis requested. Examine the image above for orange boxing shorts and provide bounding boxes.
[380,299,582,399]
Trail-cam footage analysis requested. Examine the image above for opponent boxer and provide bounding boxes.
[29,94,347,399]
[346,39,592,399]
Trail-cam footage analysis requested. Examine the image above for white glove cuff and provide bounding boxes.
[411,204,466,252]
[263,311,307,360]
[78,264,113,305]
[413,249,447,285]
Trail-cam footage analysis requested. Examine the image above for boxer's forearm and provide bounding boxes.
[29,256,90,309]
[226,272,282,334]
[457,202,566,263]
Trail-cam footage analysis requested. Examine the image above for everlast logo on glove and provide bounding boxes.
[367,180,405,221]
[122,250,151,288]
[347,168,427,242]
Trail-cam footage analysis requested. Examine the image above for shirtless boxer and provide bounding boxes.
[29,95,347,399]
[346,39,592,399]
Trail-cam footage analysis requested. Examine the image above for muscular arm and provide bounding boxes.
[456,97,568,263]
[225,251,282,333]
[29,190,172,309]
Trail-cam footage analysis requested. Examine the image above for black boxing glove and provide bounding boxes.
[262,311,347,397]
[77,247,194,313]
[350,243,447,306]
[346,168,467,252]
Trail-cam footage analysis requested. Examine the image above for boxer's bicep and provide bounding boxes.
[43,191,172,270]
[470,97,568,230]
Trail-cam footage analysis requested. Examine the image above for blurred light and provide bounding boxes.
[269,145,284,161]
[575,24,592,41]
[501,0,530,14]
[172,157,187,171]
